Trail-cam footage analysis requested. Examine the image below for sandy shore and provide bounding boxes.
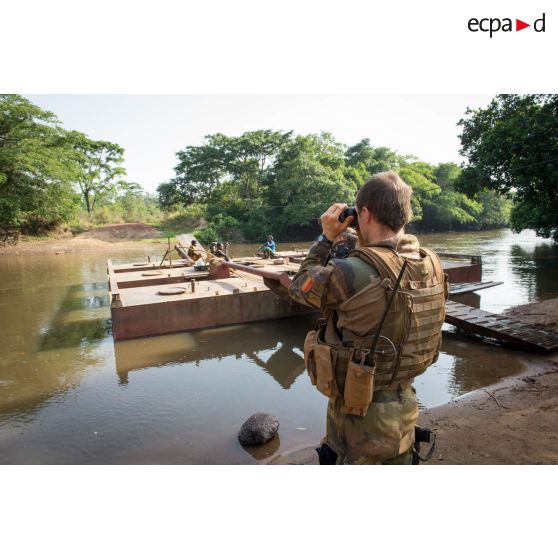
[0,224,166,256]
[270,299,558,465]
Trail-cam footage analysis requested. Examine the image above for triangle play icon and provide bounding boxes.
[516,19,530,31]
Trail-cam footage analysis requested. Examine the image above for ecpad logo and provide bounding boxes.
[468,13,546,37]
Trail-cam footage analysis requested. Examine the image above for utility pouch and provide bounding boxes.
[344,349,375,417]
[314,342,335,397]
[303,330,318,386]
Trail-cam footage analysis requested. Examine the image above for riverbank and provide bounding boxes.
[270,298,558,465]
[0,224,167,256]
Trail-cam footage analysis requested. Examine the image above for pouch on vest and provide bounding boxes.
[314,342,335,397]
[303,329,318,386]
[344,349,375,417]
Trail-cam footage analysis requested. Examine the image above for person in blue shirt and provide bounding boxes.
[260,235,276,259]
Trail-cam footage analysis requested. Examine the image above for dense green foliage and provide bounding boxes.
[0,95,157,237]
[75,189,163,227]
[159,132,512,242]
[0,95,81,234]
[458,94,558,241]
[3,95,528,244]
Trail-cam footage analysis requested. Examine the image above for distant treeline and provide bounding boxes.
[157,131,512,243]
[3,94,557,244]
[0,94,161,240]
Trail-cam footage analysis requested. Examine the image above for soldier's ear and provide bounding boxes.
[358,206,370,224]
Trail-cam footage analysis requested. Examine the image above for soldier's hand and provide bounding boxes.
[320,203,354,241]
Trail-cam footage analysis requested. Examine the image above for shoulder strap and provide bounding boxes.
[349,246,404,283]
[419,247,444,284]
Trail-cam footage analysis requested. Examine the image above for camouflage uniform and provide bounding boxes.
[289,235,425,465]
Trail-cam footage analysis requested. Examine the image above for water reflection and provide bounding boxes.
[114,316,314,388]
[415,331,526,408]
[510,243,558,301]
[113,317,527,411]
[39,319,111,351]
[240,434,281,461]
[0,250,158,424]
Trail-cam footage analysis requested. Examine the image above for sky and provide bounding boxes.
[27,94,495,193]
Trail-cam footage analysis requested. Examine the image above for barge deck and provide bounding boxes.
[108,239,488,341]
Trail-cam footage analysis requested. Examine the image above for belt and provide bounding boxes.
[333,348,412,397]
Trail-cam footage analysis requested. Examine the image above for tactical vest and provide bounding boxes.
[304,244,448,416]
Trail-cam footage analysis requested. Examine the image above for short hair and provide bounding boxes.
[191,240,197,245]
[356,171,413,231]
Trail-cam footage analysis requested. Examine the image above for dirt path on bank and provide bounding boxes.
[270,300,558,465]
[0,224,166,256]
[419,357,558,465]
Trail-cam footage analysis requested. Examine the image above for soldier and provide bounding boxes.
[289,171,447,465]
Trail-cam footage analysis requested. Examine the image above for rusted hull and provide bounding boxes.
[111,289,314,341]
[444,263,482,284]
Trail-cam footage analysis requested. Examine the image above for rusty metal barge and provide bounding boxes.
[108,234,522,342]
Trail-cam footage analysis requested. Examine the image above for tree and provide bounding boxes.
[165,130,293,207]
[457,94,558,240]
[0,94,81,233]
[476,190,512,229]
[228,130,292,199]
[434,162,461,189]
[267,133,357,238]
[170,134,230,205]
[70,133,127,216]
[345,139,408,176]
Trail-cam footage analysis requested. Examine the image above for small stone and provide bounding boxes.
[238,413,279,446]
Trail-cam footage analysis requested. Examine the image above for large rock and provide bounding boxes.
[238,413,279,446]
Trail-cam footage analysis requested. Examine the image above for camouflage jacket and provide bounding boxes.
[288,234,420,313]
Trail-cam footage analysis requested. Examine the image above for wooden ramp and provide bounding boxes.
[449,281,503,295]
[445,300,558,352]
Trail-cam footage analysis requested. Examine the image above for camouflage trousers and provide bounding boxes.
[323,386,419,465]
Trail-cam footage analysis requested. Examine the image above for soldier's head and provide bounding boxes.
[355,171,413,239]
[191,240,198,246]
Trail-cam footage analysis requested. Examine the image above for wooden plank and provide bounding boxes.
[445,300,558,352]
[449,281,503,295]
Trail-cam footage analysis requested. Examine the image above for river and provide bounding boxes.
[0,228,557,463]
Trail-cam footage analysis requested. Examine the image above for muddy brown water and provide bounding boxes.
[1,229,557,464]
